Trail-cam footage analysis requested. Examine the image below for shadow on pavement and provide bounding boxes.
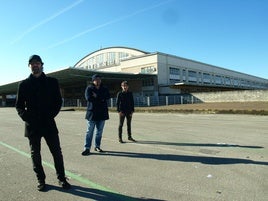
[137,141,264,149]
[99,150,268,166]
[44,184,166,201]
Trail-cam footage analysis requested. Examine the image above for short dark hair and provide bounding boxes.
[121,81,128,86]
[92,74,101,81]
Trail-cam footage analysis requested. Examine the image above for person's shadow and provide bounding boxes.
[98,140,267,166]
[100,150,267,165]
[137,141,264,149]
[43,184,166,201]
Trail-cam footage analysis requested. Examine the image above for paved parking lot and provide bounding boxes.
[0,108,267,201]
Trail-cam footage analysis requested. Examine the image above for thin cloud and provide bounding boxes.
[44,0,173,50]
[10,0,84,45]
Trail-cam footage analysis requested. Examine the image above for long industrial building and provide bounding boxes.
[74,46,268,96]
[0,46,268,106]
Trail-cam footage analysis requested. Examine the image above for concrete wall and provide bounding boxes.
[192,89,268,102]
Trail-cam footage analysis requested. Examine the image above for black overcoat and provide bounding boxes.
[85,84,110,121]
[15,73,62,137]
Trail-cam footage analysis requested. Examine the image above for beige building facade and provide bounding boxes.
[74,46,268,96]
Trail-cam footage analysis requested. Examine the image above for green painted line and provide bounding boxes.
[0,141,137,201]
[0,140,114,192]
[0,141,31,158]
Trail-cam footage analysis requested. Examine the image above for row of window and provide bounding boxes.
[169,67,267,89]
[141,66,157,73]
[142,77,154,87]
[77,52,132,69]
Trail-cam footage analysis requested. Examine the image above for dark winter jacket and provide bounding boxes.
[15,73,62,137]
[116,91,134,114]
[85,84,110,121]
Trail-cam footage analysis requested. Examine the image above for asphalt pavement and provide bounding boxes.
[0,108,267,201]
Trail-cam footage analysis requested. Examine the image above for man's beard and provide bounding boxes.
[32,66,43,75]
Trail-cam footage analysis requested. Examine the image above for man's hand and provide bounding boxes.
[92,92,97,98]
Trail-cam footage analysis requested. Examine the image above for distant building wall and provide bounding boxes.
[73,47,268,96]
[192,90,268,102]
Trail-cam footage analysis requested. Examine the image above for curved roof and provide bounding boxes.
[74,46,149,68]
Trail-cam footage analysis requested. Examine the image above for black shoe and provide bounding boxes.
[119,139,125,143]
[37,180,46,191]
[58,178,71,189]
[94,147,104,152]
[128,137,136,142]
[81,149,90,156]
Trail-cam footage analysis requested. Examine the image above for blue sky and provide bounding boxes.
[0,0,268,85]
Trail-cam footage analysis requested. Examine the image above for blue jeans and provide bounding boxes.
[84,120,105,150]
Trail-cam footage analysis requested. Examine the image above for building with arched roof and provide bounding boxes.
[73,46,268,96]
[1,46,268,106]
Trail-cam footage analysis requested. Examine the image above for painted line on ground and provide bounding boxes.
[0,140,137,201]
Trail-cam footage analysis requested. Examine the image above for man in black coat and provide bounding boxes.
[15,55,71,191]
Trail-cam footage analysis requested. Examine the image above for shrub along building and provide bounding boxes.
[1,46,268,107]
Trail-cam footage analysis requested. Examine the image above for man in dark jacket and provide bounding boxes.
[116,81,136,143]
[15,55,71,191]
[81,74,110,156]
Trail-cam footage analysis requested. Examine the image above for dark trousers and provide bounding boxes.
[118,113,132,139]
[28,133,66,182]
